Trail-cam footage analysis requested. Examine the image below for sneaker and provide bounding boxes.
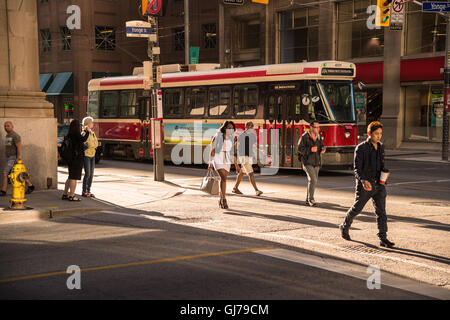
[232,188,243,195]
[26,185,35,194]
[255,190,263,196]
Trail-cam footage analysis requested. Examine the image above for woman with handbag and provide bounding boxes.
[208,121,240,209]
[62,119,90,201]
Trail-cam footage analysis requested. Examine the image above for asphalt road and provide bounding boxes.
[0,158,449,302]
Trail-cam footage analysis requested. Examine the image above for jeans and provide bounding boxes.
[342,181,388,239]
[303,164,320,202]
[82,156,95,193]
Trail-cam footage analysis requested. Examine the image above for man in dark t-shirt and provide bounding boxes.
[1,121,34,196]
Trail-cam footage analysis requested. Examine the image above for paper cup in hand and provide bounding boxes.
[380,171,390,185]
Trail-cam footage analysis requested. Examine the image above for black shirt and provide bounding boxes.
[354,138,386,183]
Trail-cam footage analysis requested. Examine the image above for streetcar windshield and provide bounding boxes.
[319,81,355,122]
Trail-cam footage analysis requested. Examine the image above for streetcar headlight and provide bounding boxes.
[345,132,351,139]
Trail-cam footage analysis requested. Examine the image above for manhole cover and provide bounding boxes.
[341,245,386,255]
[411,201,450,207]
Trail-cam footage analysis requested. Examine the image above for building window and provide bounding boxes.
[337,0,384,60]
[406,4,447,55]
[404,85,444,142]
[39,29,51,53]
[95,26,116,51]
[202,23,217,49]
[60,26,71,51]
[173,27,185,51]
[280,7,319,63]
[235,19,260,50]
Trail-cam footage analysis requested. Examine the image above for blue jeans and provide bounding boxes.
[83,156,95,193]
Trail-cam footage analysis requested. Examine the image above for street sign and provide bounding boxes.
[422,2,450,12]
[223,0,244,5]
[390,0,405,31]
[190,47,199,64]
[126,20,152,38]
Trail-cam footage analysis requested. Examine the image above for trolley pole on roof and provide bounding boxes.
[148,14,165,181]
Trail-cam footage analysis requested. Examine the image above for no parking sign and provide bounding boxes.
[389,0,405,31]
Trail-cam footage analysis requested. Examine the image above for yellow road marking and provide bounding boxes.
[0,246,276,284]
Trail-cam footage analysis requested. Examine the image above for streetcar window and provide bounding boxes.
[319,81,355,122]
[163,89,184,118]
[101,91,119,118]
[186,88,206,117]
[234,86,258,117]
[309,84,329,122]
[208,87,230,117]
[120,91,139,117]
[88,90,99,118]
[267,95,275,120]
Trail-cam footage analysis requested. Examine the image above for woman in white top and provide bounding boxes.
[209,121,240,209]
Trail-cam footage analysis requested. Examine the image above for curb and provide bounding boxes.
[0,207,103,225]
[386,157,450,164]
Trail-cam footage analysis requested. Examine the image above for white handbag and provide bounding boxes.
[200,169,220,195]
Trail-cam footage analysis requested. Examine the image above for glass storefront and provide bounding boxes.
[404,85,444,142]
[406,4,447,55]
[337,0,384,60]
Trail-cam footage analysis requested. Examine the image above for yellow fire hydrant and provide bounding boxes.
[8,160,29,210]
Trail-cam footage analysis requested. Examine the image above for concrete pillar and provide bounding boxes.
[318,0,335,61]
[381,28,404,149]
[0,0,57,191]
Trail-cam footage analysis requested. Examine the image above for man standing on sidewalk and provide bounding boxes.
[298,121,326,206]
[232,121,263,196]
[1,121,35,196]
[339,121,395,248]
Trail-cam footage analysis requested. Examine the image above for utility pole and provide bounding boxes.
[148,14,165,181]
[443,12,449,161]
[184,0,190,65]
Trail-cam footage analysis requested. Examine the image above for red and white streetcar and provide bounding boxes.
[87,61,358,170]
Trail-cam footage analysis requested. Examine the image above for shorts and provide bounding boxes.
[239,156,254,175]
[3,156,16,175]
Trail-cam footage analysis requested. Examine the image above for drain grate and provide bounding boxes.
[341,244,386,255]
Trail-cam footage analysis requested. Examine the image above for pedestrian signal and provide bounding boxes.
[377,0,392,27]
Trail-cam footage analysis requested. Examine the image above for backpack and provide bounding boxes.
[60,136,75,162]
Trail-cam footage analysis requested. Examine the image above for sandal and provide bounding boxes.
[88,193,95,198]
[0,190,6,196]
[82,192,89,197]
[232,188,243,195]
[68,196,81,202]
[62,194,69,200]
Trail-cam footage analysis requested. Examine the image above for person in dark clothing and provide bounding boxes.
[298,121,326,206]
[339,121,395,248]
[62,119,89,201]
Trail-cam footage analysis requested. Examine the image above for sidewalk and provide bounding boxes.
[0,168,186,225]
[0,189,106,225]
[385,149,450,164]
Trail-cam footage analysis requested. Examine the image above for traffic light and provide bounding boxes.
[377,0,392,27]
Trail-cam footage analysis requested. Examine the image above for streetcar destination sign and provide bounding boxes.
[321,68,354,76]
[422,2,450,12]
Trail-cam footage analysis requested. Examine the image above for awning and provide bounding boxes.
[46,72,73,96]
[40,73,53,92]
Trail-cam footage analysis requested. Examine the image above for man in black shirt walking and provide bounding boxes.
[339,121,395,248]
